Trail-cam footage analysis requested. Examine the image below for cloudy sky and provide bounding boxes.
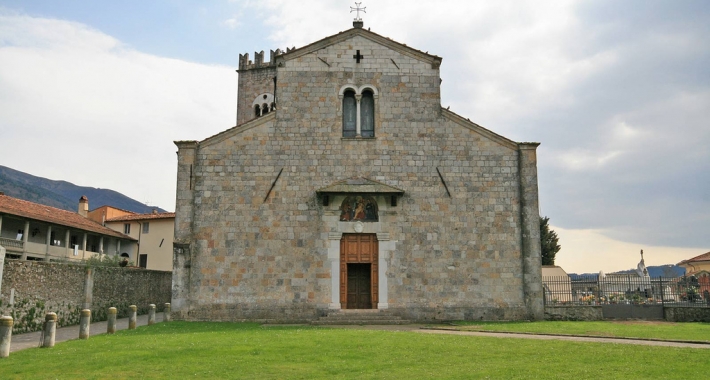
[0,0,707,273]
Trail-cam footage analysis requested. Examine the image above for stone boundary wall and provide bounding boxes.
[544,306,603,321]
[0,259,171,333]
[664,307,710,322]
[546,305,710,322]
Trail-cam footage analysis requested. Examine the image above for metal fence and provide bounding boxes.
[543,275,710,307]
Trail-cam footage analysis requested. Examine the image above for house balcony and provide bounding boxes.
[0,237,24,252]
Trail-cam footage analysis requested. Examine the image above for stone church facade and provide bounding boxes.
[172,21,543,322]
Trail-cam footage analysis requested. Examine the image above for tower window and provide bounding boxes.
[254,104,261,117]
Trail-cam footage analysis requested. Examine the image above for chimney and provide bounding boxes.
[152,208,158,214]
[78,195,89,217]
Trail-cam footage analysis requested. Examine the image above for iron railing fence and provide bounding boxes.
[543,275,710,308]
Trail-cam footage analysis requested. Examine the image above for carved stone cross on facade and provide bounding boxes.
[353,50,364,63]
[350,2,366,21]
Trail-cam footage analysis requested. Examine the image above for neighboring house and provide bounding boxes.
[104,211,175,271]
[542,266,573,303]
[0,193,136,261]
[87,205,135,225]
[677,251,710,297]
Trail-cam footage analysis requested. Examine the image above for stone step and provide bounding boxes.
[317,314,403,321]
[312,319,409,325]
[312,310,411,325]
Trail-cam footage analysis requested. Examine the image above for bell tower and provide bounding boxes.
[236,49,282,125]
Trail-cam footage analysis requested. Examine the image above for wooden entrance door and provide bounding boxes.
[340,233,378,309]
[347,264,371,309]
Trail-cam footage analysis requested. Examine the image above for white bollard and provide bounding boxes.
[107,307,117,334]
[148,304,156,325]
[42,312,57,348]
[0,316,13,358]
[128,305,137,330]
[79,309,91,339]
[164,303,171,322]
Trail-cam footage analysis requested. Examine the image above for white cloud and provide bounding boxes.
[0,12,236,210]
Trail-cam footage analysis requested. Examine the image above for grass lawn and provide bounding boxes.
[0,322,708,379]
[450,320,710,342]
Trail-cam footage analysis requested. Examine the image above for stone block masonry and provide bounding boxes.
[173,27,543,322]
[0,260,171,334]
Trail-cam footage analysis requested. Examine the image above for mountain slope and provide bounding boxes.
[0,165,166,213]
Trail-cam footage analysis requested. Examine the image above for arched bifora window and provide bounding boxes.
[342,90,357,137]
[340,85,378,138]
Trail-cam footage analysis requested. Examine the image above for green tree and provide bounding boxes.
[540,216,560,265]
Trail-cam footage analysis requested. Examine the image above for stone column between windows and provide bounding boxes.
[21,221,29,260]
[355,94,362,137]
[45,225,52,260]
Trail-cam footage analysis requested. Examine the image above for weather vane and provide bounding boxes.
[350,2,366,21]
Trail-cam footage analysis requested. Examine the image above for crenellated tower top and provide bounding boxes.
[239,49,291,71]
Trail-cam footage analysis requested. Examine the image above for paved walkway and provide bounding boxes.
[9,319,709,352]
[9,313,165,353]
[315,324,710,349]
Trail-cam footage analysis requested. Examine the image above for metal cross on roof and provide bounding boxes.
[350,2,366,21]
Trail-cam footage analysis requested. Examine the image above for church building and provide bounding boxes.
[172,17,543,322]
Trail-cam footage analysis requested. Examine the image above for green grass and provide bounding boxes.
[0,322,708,379]
[451,320,710,342]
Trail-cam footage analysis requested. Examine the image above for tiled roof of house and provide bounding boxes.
[106,212,175,222]
[0,194,135,240]
[678,251,710,265]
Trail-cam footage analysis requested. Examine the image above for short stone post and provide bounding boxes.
[107,307,117,334]
[164,303,171,322]
[42,312,57,348]
[0,316,12,358]
[128,305,137,330]
[148,304,156,325]
[79,309,91,339]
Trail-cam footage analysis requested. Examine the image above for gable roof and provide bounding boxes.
[441,108,522,150]
[177,112,276,149]
[106,212,175,222]
[278,27,442,69]
[0,194,135,240]
[678,251,710,266]
[316,177,405,194]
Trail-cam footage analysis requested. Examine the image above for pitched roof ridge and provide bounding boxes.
[441,107,522,150]
[679,251,710,264]
[0,193,77,216]
[197,112,276,148]
[280,27,441,67]
[106,212,176,222]
[0,194,135,240]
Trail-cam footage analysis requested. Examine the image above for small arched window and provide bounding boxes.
[342,90,357,137]
[270,102,276,111]
[254,104,261,117]
[360,90,374,138]
[262,103,269,114]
